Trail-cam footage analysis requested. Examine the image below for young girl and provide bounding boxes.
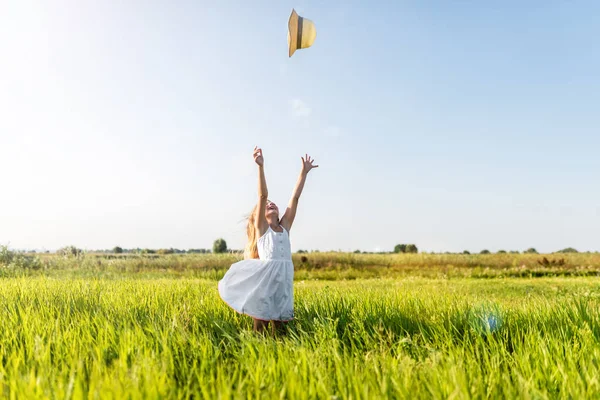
[218,146,318,333]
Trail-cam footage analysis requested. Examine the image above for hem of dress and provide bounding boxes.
[219,295,294,322]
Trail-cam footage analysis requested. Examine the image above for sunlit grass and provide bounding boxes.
[0,276,599,398]
[4,251,600,279]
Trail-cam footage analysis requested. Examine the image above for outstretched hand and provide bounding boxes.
[253,146,264,166]
[301,154,318,174]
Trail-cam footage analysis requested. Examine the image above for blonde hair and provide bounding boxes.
[244,204,260,259]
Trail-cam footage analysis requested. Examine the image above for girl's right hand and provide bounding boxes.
[253,146,264,166]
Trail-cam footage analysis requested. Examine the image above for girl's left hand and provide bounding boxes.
[301,154,319,174]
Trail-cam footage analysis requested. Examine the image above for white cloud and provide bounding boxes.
[290,98,311,117]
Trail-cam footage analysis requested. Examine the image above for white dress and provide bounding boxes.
[218,226,294,321]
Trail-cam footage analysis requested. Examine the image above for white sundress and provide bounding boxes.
[218,226,294,321]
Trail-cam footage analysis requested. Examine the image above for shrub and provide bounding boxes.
[497,250,507,254]
[188,249,209,254]
[525,248,538,254]
[405,244,418,254]
[394,244,407,254]
[113,246,123,254]
[157,248,175,255]
[213,239,228,254]
[0,246,42,269]
[353,250,361,254]
[297,250,307,254]
[57,246,83,257]
[463,250,471,255]
[557,247,578,253]
[480,250,491,254]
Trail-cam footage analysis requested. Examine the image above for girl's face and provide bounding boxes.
[265,200,279,219]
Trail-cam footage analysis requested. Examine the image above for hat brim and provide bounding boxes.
[288,9,298,57]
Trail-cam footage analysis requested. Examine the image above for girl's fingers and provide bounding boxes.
[312,165,319,168]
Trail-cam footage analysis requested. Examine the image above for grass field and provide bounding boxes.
[4,251,600,279]
[1,252,599,398]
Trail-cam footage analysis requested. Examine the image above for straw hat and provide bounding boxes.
[287,9,317,57]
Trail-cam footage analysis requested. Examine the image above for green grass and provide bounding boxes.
[0,275,599,398]
[6,251,600,279]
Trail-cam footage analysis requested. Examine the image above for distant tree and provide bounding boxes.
[213,239,228,254]
[463,250,471,255]
[157,248,175,255]
[480,249,491,254]
[394,244,407,253]
[405,244,418,254]
[353,249,361,254]
[525,248,538,254]
[510,250,520,254]
[141,249,156,254]
[557,247,578,253]
[297,250,307,254]
[113,246,123,254]
[497,250,507,254]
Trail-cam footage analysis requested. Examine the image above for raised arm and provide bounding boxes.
[253,147,269,237]
[280,154,318,232]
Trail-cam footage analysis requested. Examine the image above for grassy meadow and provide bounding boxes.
[1,251,600,398]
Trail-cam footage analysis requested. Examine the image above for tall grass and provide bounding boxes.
[0,277,599,398]
[6,251,600,279]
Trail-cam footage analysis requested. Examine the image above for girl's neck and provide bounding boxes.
[267,219,281,231]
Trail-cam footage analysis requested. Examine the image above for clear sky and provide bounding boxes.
[1,1,599,253]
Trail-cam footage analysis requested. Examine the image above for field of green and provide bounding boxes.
[1,251,600,398]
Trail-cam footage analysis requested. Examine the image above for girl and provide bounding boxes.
[218,146,318,333]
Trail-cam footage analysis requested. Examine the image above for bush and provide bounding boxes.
[297,250,307,254]
[525,248,538,254]
[557,247,578,253]
[57,246,83,257]
[497,250,507,254]
[480,250,491,254]
[394,244,407,254]
[213,239,228,254]
[463,250,471,255]
[157,248,175,255]
[353,250,361,254]
[113,246,123,254]
[188,249,209,254]
[0,246,42,269]
[405,244,418,254]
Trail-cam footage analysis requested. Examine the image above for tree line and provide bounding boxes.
[18,242,591,256]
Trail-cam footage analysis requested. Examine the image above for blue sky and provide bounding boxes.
[1,1,599,252]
